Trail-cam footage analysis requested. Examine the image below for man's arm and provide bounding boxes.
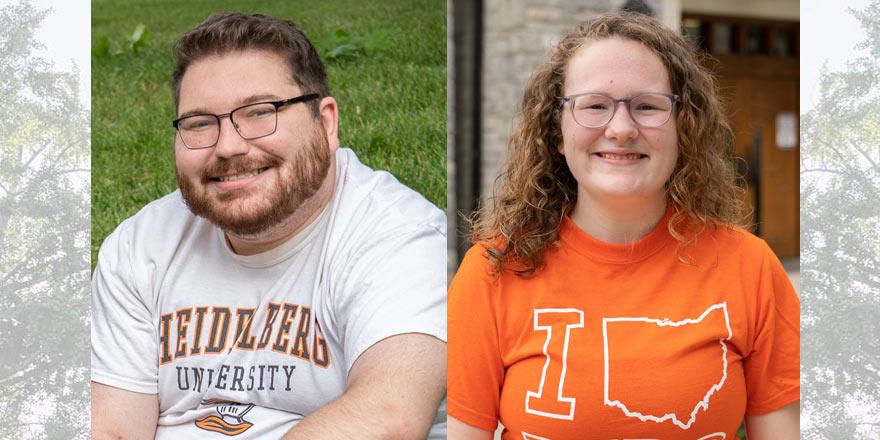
[91,382,158,440]
[282,333,446,439]
[745,401,799,440]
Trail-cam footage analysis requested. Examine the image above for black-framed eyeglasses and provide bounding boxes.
[172,93,321,149]
[558,92,680,128]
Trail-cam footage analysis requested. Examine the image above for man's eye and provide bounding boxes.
[244,107,275,118]
[182,118,215,130]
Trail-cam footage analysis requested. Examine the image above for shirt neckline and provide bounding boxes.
[219,202,331,268]
[559,204,676,264]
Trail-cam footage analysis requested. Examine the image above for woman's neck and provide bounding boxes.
[570,192,668,244]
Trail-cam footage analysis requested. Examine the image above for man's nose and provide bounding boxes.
[603,102,639,142]
[213,115,250,158]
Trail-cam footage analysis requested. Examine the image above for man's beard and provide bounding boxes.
[175,128,332,236]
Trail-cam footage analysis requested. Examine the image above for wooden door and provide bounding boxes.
[684,15,800,258]
[720,74,799,258]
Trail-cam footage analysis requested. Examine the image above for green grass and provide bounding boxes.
[91,0,446,265]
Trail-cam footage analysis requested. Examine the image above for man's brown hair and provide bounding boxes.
[172,12,329,116]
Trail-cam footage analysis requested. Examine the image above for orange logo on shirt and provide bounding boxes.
[195,399,255,436]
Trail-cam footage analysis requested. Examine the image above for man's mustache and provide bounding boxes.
[200,155,284,182]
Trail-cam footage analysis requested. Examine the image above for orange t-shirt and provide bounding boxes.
[448,213,800,439]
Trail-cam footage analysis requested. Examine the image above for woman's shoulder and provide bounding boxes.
[693,221,773,258]
[459,239,542,280]
[456,242,509,282]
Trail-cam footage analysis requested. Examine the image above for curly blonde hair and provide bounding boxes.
[470,12,748,276]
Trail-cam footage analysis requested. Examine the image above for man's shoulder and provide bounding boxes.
[99,190,202,256]
[334,148,445,239]
[111,190,192,232]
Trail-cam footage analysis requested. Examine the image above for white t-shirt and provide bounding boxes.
[91,148,447,439]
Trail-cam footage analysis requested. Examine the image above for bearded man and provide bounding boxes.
[90,13,446,439]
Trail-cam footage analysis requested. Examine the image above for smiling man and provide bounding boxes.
[91,13,446,439]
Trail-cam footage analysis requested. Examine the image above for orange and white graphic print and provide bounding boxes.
[195,399,256,436]
[602,303,733,429]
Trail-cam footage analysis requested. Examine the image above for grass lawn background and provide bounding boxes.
[91,0,446,265]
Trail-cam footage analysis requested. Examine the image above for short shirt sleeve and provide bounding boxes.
[91,223,159,394]
[743,244,800,414]
[447,245,504,432]
[334,223,447,374]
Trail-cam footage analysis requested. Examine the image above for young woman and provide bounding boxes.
[448,12,799,439]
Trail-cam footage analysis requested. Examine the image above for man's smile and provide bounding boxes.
[199,155,283,191]
[211,167,271,183]
[205,165,275,192]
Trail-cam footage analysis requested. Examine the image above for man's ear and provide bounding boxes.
[319,96,340,152]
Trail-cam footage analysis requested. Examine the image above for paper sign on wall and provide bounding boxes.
[776,112,798,150]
